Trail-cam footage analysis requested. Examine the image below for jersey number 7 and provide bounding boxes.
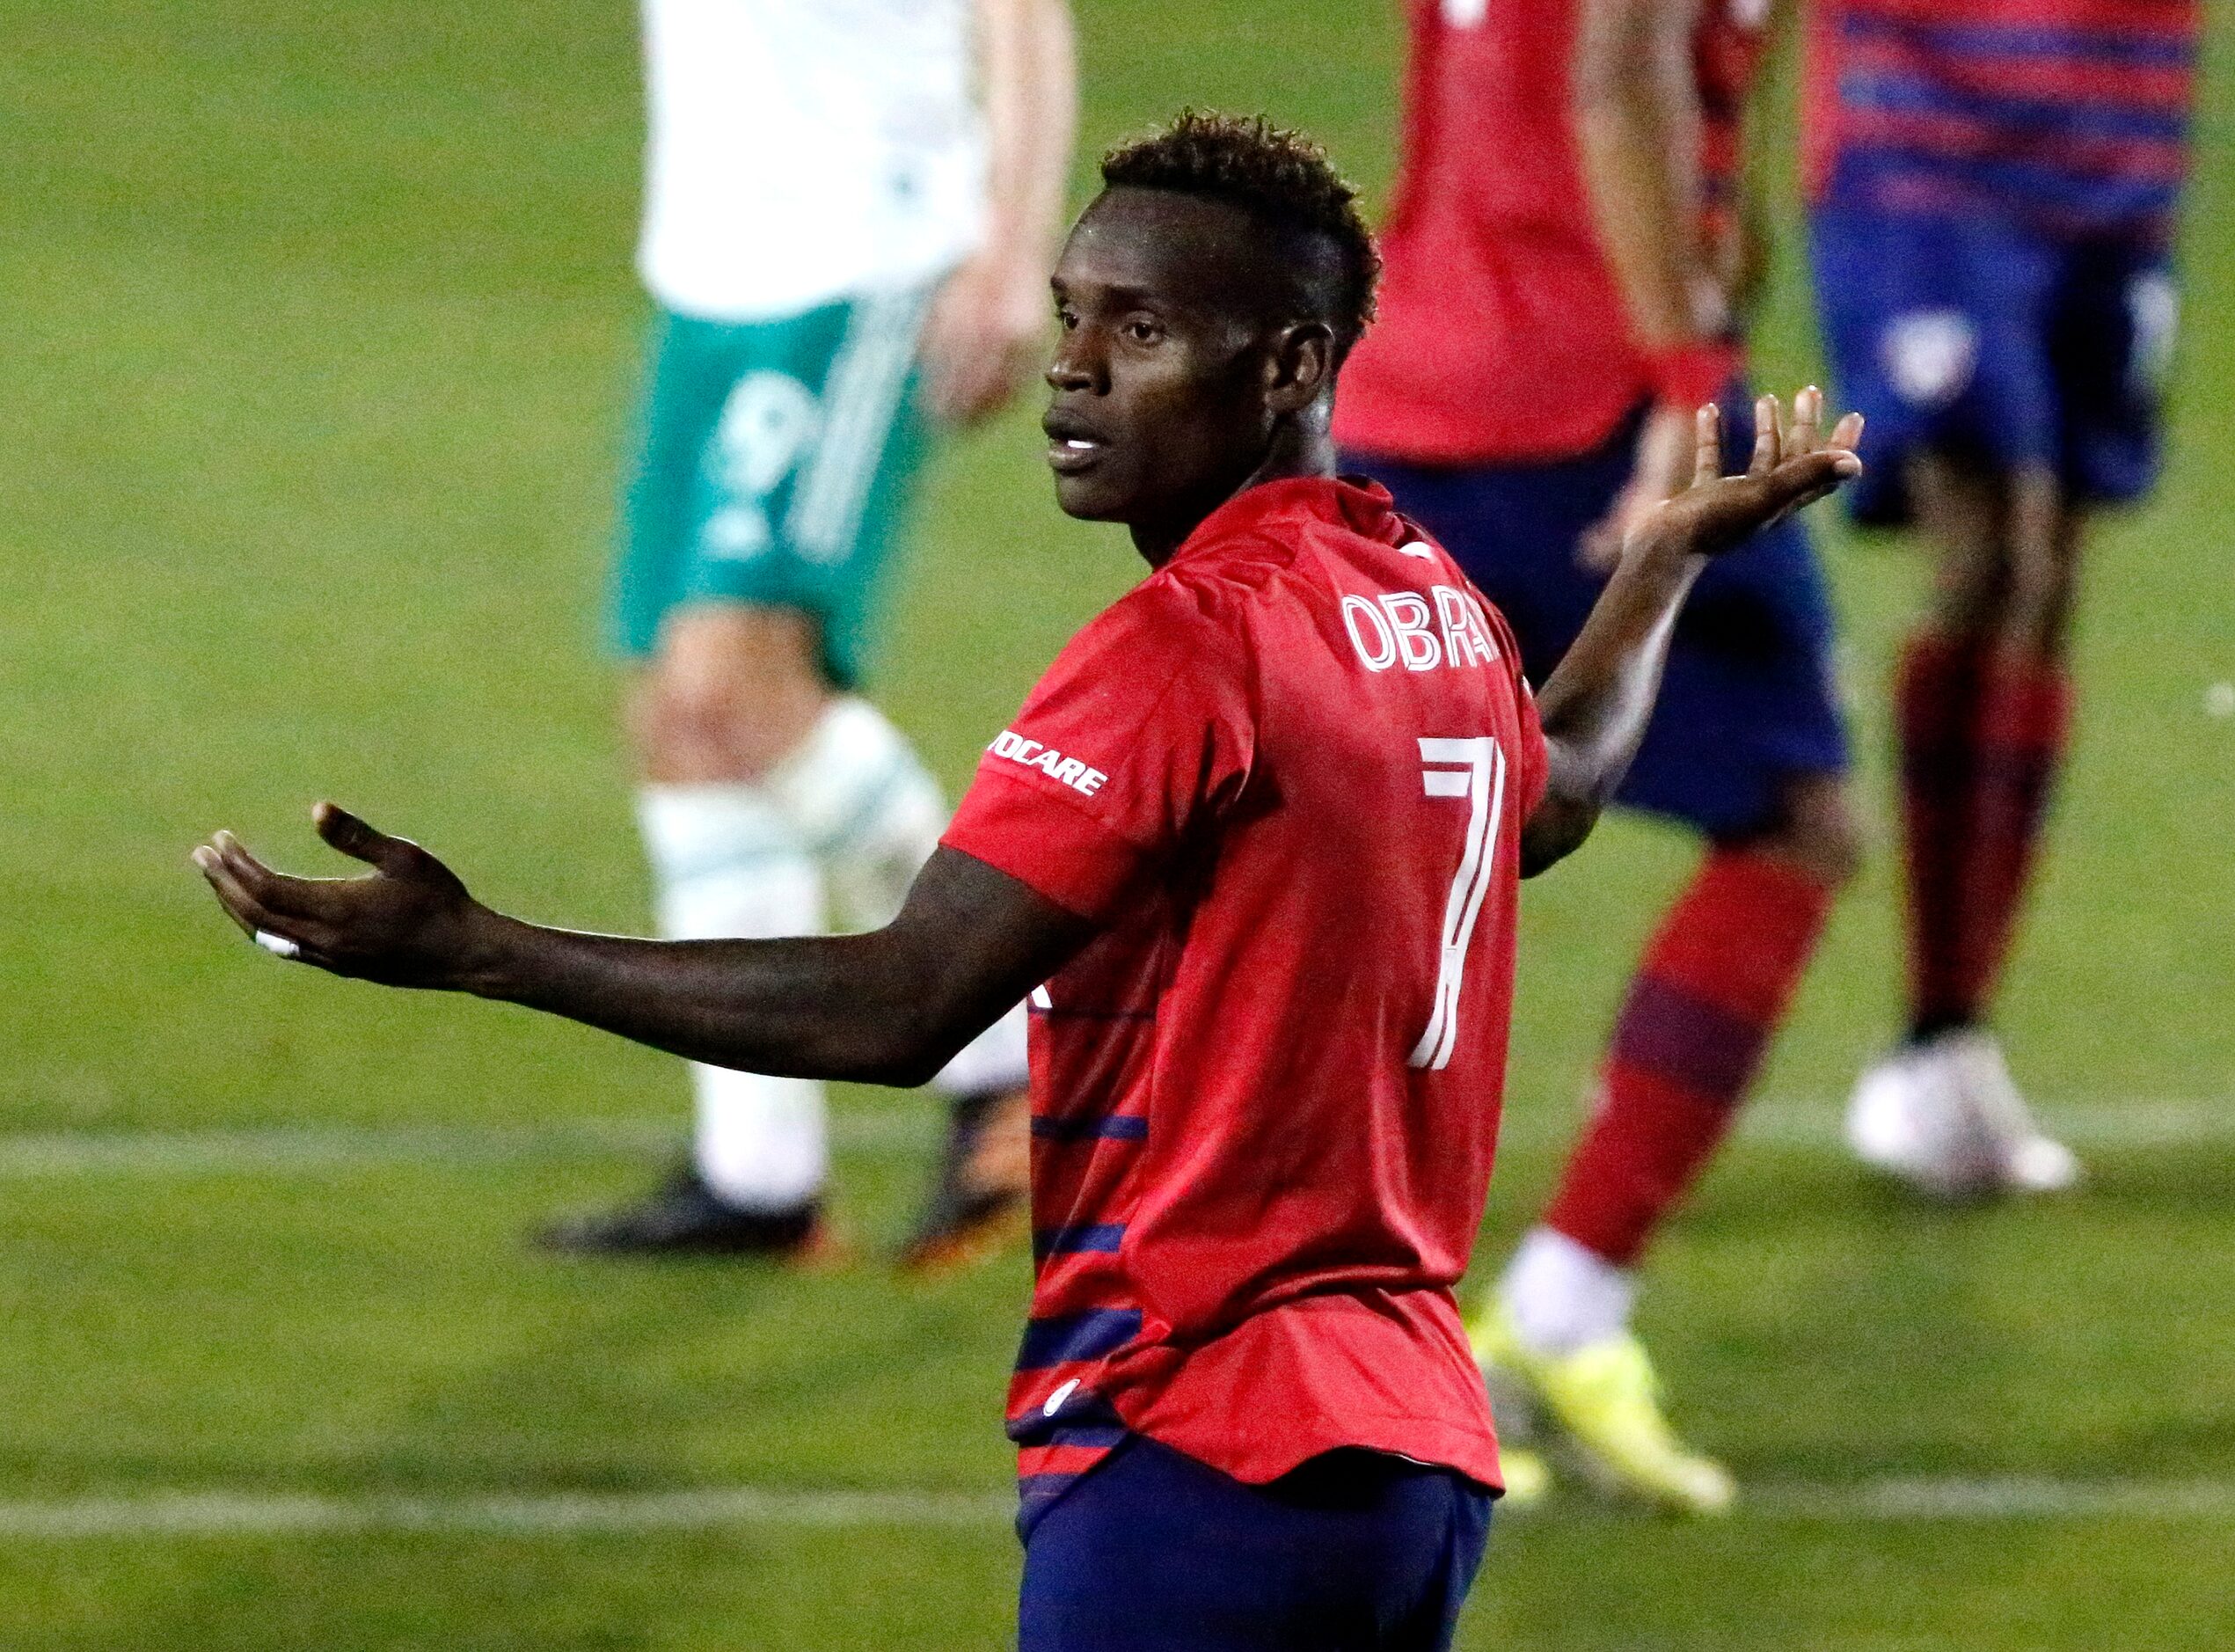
[1409,737,1508,1072]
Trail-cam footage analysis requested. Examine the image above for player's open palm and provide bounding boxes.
[193,803,489,990]
[1631,387,1863,562]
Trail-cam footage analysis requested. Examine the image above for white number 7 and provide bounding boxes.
[1410,736,1507,1071]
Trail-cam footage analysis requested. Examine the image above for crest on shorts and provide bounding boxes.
[2129,273,2180,391]
[1881,311,1977,410]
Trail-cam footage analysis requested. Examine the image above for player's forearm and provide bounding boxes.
[456,918,965,1085]
[1522,539,1705,874]
[976,0,1077,267]
[449,844,1087,1085]
[199,820,1089,1085]
[1573,0,1718,359]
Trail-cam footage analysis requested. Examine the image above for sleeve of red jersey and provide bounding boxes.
[942,575,1256,923]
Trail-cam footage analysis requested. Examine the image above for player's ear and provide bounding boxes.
[1263,320,1336,414]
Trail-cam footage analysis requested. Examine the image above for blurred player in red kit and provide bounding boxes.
[1806,0,2201,1195]
[1337,0,1861,1512]
[196,113,1861,1650]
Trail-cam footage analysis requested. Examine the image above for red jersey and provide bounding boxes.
[1802,0,2199,241]
[942,476,1548,1521]
[1334,0,1771,465]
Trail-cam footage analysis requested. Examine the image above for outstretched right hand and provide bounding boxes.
[193,802,496,990]
[1628,387,1863,564]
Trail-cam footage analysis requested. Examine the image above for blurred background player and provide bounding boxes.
[544,0,1077,1263]
[1808,0,2201,1196]
[1335,0,1860,1512]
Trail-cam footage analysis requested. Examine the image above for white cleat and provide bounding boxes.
[1943,1030,2083,1194]
[1847,1039,2001,1198]
[1847,1031,2080,1198]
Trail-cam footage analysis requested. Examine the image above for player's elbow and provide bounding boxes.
[842,987,991,1089]
[1527,720,1638,872]
[1520,795,1599,878]
[1521,735,1623,875]
[843,1009,961,1089]
[854,1045,946,1090]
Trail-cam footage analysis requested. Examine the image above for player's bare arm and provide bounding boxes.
[918,0,1077,425]
[1572,0,1728,567]
[1521,390,1863,874]
[194,805,1092,1087]
[193,129,1369,1108]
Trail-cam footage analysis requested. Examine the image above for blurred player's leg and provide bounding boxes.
[771,693,1032,1270]
[542,604,845,1259]
[1849,457,2082,1195]
[1810,150,2194,1196]
[544,294,1031,1262]
[537,300,873,1258]
[1487,776,1850,1515]
[782,300,1030,1268]
[1802,0,2195,1199]
[1536,808,1846,1271]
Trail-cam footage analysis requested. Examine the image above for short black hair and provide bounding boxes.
[1099,110,1380,360]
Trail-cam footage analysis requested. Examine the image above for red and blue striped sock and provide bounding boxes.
[1543,848,1836,1268]
[1896,630,1986,1038]
[1955,653,2071,1022]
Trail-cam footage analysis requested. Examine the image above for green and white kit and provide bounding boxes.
[610,291,934,686]
[612,0,987,687]
[610,0,1026,1224]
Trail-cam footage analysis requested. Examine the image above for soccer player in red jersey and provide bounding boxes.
[1806,0,2200,1195]
[1334,0,1864,1511]
[194,114,1859,1651]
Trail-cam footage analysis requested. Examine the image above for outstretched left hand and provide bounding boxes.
[193,803,494,990]
[1628,386,1864,563]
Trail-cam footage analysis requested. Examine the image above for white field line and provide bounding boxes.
[0,1115,921,1178]
[0,1486,1004,1540]
[0,1099,2227,1180]
[0,1477,2231,1540]
[1722,1098,2229,1153]
[1745,1478,2235,1522]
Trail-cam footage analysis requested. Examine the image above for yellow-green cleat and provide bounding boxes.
[1467,1300,1735,1517]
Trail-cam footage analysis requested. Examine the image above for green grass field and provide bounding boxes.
[4,2,2233,1647]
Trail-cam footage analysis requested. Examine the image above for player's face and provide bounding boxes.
[1042,189,1290,543]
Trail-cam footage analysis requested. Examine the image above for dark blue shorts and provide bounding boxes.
[1811,203,2175,526]
[1349,405,1850,840]
[1019,1436,1492,1652]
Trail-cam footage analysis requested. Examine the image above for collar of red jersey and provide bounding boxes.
[1175,474,1403,559]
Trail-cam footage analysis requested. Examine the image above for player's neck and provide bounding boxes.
[1128,413,1338,567]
